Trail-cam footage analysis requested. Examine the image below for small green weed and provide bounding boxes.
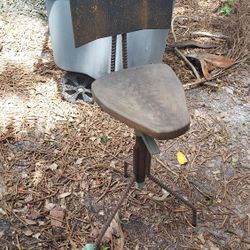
[101,247,109,250]
[231,157,238,167]
[207,198,214,206]
[100,134,109,143]
[219,0,236,15]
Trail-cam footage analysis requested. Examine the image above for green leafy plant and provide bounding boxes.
[207,198,214,206]
[231,157,238,167]
[100,133,109,143]
[101,247,109,250]
[219,0,236,15]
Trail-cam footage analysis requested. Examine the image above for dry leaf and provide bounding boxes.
[103,213,124,249]
[75,158,83,165]
[58,192,71,199]
[32,169,43,186]
[200,59,210,78]
[197,233,205,244]
[48,163,58,171]
[23,230,33,237]
[70,241,78,250]
[38,221,45,226]
[24,194,33,203]
[45,202,56,211]
[32,233,41,239]
[0,208,6,215]
[151,189,170,201]
[0,231,4,238]
[176,151,188,165]
[50,206,64,227]
[27,209,40,220]
[24,218,37,225]
[186,53,235,77]
[207,240,220,250]
[110,160,117,168]
[135,244,140,250]
[202,53,234,68]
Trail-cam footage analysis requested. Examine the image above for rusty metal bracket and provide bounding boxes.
[136,131,160,155]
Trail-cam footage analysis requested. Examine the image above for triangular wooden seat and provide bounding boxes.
[92,64,190,139]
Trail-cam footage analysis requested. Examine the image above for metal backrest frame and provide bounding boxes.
[70,0,174,47]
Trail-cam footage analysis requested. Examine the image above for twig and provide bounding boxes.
[97,145,133,166]
[16,234,22,250]
[191,31,229,40]
[171,15,190,42]
[174,48,201,79]
[171,15,201,79]
[184,77,219,90]
[97,175,113,202]
[9,210,30,230]
[225,229,250,244]
[155,157,179,177]
[169,40,218,49]
[189,180,213,199]
[28,190,59,204]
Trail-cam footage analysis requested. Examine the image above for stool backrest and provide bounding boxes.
[70,0,174,47]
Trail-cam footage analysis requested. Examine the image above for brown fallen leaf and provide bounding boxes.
[24,194,33,203]
[45,201,56,211]
[103,213,124,249]
[200,59,210,78]
[150,189,170,202]
[202,53,235,68]
[0,208,6,215]
[50,206,64,227]
[27,209,40,220]
[48,163,58,171]
[32,233,41,239]
[186,53,235,77]
[24,218,37,225]
[58,192,71,199]
[23,230,33,237]
[207,240,220,250]
[75,158,83,165]
[0,231,4,238]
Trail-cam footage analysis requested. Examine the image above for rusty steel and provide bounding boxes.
[122,33,128,69]
[94,176,135,250]
[133,136,151,184]
[111,35,117,72]
[93,135,197,248]
[147,174,197,227]
[70,0,174,47]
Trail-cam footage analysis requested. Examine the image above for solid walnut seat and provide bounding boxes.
[92,64,190,140]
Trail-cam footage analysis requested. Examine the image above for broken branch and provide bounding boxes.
[191,31,229,40]
[171,15,201,79]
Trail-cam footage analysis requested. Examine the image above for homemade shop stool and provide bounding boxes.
[91,64,197,248]
[69,1,197,249]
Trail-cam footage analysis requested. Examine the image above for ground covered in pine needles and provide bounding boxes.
[0,0,249,249]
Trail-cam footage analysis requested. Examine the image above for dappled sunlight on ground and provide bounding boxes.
[0,80,79,135]
[0,13,47,68]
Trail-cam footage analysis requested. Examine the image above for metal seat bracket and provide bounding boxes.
[136,131,160,155]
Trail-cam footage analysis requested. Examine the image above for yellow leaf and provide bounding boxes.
[176,151,188,165]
